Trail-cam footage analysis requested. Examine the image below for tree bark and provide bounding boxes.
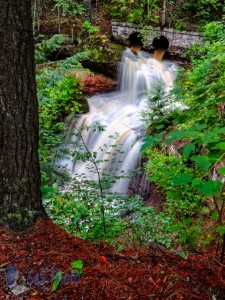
[83,0,92,23]
[161,0,167,29]
[0,0,46,229]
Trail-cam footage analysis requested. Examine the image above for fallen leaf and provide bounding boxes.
[99,255,110,265]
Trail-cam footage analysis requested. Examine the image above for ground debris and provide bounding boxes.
[0,219,225,299]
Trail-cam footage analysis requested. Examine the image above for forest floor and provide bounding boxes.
[0,219,225,300]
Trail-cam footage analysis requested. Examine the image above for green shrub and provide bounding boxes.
[141,22,225,249]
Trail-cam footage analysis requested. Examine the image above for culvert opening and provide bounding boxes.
[152,35,169,50]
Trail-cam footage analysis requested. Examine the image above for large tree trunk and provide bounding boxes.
[0,0,46,229]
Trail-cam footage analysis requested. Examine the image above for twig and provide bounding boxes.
[74,126,106,233]
[200,152,225,180]
[212,256,225,267]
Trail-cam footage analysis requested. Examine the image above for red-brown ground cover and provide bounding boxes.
[74,72,117,95]
[0,219,225,300]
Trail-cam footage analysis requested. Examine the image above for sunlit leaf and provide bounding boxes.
[71,260,83,270]
[52,271,62,292]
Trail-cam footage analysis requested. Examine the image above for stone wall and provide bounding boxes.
[111,21,203,55]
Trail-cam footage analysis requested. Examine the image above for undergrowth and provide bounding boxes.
[142,22,225,259]
[38,23,225,262]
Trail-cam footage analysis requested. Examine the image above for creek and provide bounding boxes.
[61,48,177,195]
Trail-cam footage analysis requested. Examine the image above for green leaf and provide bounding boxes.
[171,222,182,233]
[212,142,225,150]
[182,143,195,160]
[173,173,193,185]
[153,132,165,145]
[191,178,202,187]
[141,132,164,152]
[141,136,154,152]
[189,124,205,131]
[200,133,221,145]
[197,180,223,197]
[219,166,225,176]
[71,260,83,270]
[210,212,218,221]
[171,87,182,95]
[217,226,225,236]
[156,125,164,130]
[166,130,199,145]
[166,130,186,144]
[191,155,212,170]
[52,271,62,292]
[183,218,192,225]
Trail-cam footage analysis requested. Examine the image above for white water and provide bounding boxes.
[62,48,177,194]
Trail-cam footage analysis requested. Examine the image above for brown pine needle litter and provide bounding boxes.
[0,219,225,300]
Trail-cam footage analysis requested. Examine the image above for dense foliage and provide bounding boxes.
[36,36,87,192]
[142,22,225,254]
[35,1,225,258]
[32,0,225,34]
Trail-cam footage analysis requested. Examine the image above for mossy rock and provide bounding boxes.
[81,43,125,79]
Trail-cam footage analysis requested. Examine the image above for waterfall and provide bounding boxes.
[61,48,177,194]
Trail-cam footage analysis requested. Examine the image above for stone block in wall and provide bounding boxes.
[111,22,203,55]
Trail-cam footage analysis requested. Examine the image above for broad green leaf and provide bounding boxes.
[213,142,225,150]
[171,223,182,233]
[219,166,225,176]
[141,132,164,152]
[188,124,205,131]
[183,218,192,225]
[171,87,182,95]
[210,212,218,221]
[211,127,225,135]
[180,232,189,242]
[166,130,187,144]
[207,152,222,161]
[52,271,62,292]
[166,130,200,145]
[190,155,212,170]
[173,173,193,185]
[217,226,225,236]
[153,132,165,145]
[71,260,83,270]
[197,180,223,196]
[200,133,221,145]
[192,178,202,187]
[182,143,195,160]
[141,136,154,152]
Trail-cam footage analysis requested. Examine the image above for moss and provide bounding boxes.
[80,43,125,78]
[0,210,42,230]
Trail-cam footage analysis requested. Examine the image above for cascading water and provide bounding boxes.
[61,48,177,194]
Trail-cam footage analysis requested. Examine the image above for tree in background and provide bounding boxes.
[83,0,92,23]
[0,0,47,229]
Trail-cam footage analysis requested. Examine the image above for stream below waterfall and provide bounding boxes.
[60,48,177,195]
